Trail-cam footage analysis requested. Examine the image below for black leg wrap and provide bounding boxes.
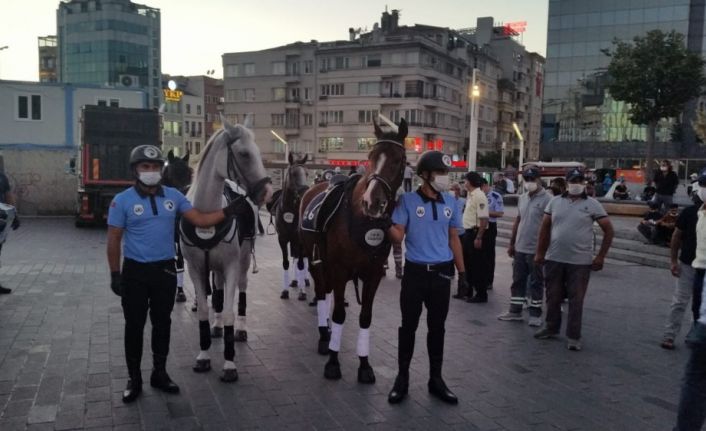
[212,289,224,313]
[199,320,211,351]
[224,326,235,361]
[238,292,246,316]
[283,260,289,270]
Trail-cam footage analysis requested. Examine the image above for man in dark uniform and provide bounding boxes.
[461,171,490,303]
[0,169,19,294]
[107,145,249,403]
[481,178,504,290]
[386,150,467,405]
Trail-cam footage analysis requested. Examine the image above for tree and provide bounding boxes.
[606,30,705,183]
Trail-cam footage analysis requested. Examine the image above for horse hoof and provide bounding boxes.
[211,327,223,338]
[280,291,289,300]
[191,304,197,312]
[192,359,211,373]
[305,279,311,287]
[298,292,307,301]
[317,340,329,356]
[324,361,342,380]
[357,366,376,384]
[289,280,298,288]
[175,291,187,303]
[234,330,248,342]
[220,368,238,383]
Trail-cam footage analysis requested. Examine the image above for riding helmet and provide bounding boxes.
[129,145,164,167]
[416,151,452,175]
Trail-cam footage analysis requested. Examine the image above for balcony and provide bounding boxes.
[284,74,300,84]
[284,126,300,136]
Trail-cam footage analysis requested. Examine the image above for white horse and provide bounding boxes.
[180,118,272,382]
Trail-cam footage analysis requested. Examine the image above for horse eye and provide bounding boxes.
[238,151,250,159]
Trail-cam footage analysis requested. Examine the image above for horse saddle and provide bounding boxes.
[301,181,347,233]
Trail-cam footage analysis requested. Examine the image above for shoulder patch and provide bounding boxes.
[444,206,452,218]
[164,200,175,211]
[479,203,486,210]
[416,206,426,218]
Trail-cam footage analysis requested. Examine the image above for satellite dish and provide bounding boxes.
[167,80,177,91]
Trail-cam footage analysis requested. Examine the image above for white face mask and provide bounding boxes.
[698,187,706,203]
[430,174,450,192]
[567,183,585,195]
[138,171,162,186]
[524,181,538,193]
[660,166,668,172]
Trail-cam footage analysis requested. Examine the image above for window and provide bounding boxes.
[334,57,350,69]
[357,137,376,151]
[185,121,190,133]
[195,142,201,154]
[304,88,312,100]
[390,53,404,65]
[318,137,344,152]
[197,122,202,135]
[272,139,286,153]
[186,104,191,114]
[358,82,380,96]
[271,61,285,75]
[304,60,313,74]
[364,54,381,67]
[320,84,345,96]
[244,63,255,76]
[358,110,379,124]
[197,105,202,115]
[288,88,300,102]
[109,99,119,108]
[287,61,299,75]
[17,95,41,120]
[272,87,285,101]
[303,113,313,126]
[244,88,255,101]
[225,64,240,77]
[285,109,299,128]
[272,114,285,126]
[97,99,107,107]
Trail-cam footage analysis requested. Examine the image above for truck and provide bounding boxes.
[76,105,161,226]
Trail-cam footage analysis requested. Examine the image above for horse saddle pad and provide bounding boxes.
[180,215,237,250]
[301,182,346,233]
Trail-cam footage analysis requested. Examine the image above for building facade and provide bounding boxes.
[542,0,704,167]
[0,80,146,214]
[38,36,58,83]
[222,11,543,168]
[57,0,161,108]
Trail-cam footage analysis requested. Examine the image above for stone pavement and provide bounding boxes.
[0,218,693,430]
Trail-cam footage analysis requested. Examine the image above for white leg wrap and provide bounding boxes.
[213,313,223,328]
[317,300,329,327]
[223,360,236,370]
[297,267,305,293]
[197,351,210,360]
[304,258,309,272]
[325,292,332,313]
[283,269,290,291]
[356,328,370,357]
[237,315,246,331]
[329,322,343,352]
[176,272,184,288]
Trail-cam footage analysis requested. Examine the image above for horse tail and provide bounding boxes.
[203,250,212,296]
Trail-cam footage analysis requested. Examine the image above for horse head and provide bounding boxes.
[218,116,273,206]
[283,152,309,204]
[361,118,408,219]
[163,149,192,193]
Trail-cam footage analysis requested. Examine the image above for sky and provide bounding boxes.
[0,0,548,81]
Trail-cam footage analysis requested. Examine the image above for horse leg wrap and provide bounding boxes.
[238,292,246,316]
[224,326,235,362]
[212,289,224,313]
[213,313,223,329]
[329,322,343,352]
[176,272,184,288]
[199,320,212,351]
[325,293,332,315]
[296,267,305,292]
[317,300,329,327]
[356,328,370,357]
[283,268,291,292]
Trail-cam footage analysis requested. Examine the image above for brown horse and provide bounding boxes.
[299,119,407,383]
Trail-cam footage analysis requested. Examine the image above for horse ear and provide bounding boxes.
[397,118,408,141]
[182,151,189,163]
[167,149,175,163]
[221,114,240,139]
[242,114,253,129]
[373,118,384,139]
[288,152,294,165]
[301,154,309,164]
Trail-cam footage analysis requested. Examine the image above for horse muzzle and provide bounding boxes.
[362,198,388,219]
[248,177,273,207]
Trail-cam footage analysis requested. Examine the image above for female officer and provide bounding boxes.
[107,145,251,403]
[386,150,467,405]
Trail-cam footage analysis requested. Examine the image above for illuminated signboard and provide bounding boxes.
[163,89,183,102]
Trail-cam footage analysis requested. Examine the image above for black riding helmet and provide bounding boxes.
[416,151,451,175]
[129,145,164,168]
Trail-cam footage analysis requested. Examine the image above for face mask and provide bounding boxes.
[430,174,450,192]
[660,166,668,172]
[567,184,585,195]
[139,171,161,186]
[698,187,706,203]
[524,182,538,193]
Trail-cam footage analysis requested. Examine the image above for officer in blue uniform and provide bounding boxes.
[107,145,248,403]
[481,178,504,290]
[386,151,467,405]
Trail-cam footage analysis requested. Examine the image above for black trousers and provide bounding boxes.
[121,258,177,376]
[403,178,412,192]
[400,261,453,361]
[463,227,493,298]
[486,222,497,287]
[694,268,705,322]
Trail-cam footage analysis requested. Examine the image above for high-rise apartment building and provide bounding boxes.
[542,0,702,166]
[57,0,161,108]
[38,36,58,83]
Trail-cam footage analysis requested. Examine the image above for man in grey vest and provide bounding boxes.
[498,166,551,326]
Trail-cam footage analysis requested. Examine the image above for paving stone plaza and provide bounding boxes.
[0,217,691,430]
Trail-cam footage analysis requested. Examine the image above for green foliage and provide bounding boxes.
[607,30,705,125]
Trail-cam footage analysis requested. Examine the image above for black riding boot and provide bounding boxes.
[122,361,142,403]
[427,331,457,404]
[150,355,179,394]
[388,327,415,404]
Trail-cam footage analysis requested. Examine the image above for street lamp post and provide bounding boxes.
[512,122,525,170]
[467,68,480,172]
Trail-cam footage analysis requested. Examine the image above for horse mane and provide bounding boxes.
[187,128,227,201]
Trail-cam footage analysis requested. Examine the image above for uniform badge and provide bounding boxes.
[283,212,295,224]
[441,155,452,167]
[416,206,425,218]
[479,203,486,210]
[444,207,452,218]
[364,229,385,247]
[144,147,159,158]
[133,204,144,216]
[164,200,175,211]
[196,226,216,240]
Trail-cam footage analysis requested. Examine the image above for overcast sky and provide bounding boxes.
[0,0,548,81]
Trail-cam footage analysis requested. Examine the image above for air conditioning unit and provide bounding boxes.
[118,75,140,88]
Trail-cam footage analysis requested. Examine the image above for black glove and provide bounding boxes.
[457,273,469,294]
[110,271,123,297]
[11,216,19,230]
[223,197,251,219]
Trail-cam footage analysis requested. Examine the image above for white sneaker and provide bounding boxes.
[567,338,582,351]
[528,317,543,327]
[497,311,523,321]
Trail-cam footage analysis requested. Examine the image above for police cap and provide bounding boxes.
[416,151,452,175]
[522,166,540,180]
[566,167,585,182]
[129,145,164,167]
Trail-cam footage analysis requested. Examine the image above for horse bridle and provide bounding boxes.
[284,164,308,204]
[225,134,271,203]
[365,139,406,203]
